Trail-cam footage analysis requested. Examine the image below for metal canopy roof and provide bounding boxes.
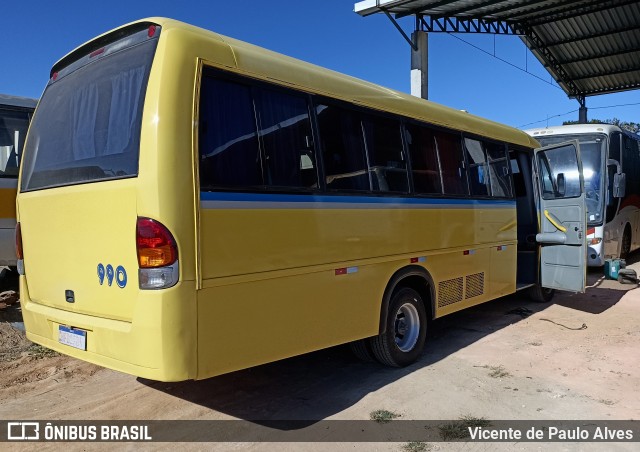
[355,1,640,99]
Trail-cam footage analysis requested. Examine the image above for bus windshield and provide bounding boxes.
[536,133,605,225]
[21,30,157,192]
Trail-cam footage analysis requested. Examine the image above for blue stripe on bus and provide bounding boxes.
[200,191,516,209]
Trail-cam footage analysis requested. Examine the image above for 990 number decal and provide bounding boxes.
[97,263,127,288]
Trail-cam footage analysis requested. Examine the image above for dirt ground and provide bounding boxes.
[1,256,639,452]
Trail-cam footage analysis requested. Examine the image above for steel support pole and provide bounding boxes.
[578,96,587,123]
[411,30,428,100]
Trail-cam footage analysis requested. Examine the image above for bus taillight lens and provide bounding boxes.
[15,222,24,275]
[15,222,23,259]
[136,218,179,290]
[137,218,177,268]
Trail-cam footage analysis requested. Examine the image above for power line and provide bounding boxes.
[519,102,640,128]
[446,33,562,90]
[518,109,578,128]
[590,102,640,110]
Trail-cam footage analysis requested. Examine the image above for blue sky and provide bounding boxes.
[2,0,639,130]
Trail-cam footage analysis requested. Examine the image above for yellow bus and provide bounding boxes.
[0,94,36,284]
[17,18,587,382]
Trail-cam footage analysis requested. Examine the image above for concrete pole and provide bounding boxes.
[411,30,428,100]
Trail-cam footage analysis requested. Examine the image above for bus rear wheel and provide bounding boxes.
[370,287,427,367]
[349,338,375,362]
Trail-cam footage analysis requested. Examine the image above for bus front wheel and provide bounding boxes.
[621,225,631,259]
[370,287,427,367]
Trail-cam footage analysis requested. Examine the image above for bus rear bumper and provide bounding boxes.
[20,276,197,382]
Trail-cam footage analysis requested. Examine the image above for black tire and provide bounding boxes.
[620,225,631,260]
[528,284,555,303]
[0,267,19,292]
[349,339,375,362]
[617,268,638,285]
[370,287,427,367]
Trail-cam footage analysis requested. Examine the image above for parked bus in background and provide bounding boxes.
[526,124,640,266]
[17,18,586,382]
[0,94,36,283]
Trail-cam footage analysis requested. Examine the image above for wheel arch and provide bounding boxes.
[379,265,435,335]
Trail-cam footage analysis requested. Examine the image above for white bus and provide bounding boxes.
[526,124,640,266]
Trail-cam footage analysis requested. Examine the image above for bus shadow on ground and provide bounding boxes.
[554,250,639,314]
[140,260,636,427]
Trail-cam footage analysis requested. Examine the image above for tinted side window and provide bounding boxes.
[199,76,262,188]
[363,116,408,193]
[485,141,512,198]
[437,132,467,195]
[316,104,370,191]
[0,107,31,177]
[464,138,489,196]
[405,123,442,194]
[256,89,317,189]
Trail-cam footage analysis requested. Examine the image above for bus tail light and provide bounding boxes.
[15,222,24,275]
[136,217,179,289]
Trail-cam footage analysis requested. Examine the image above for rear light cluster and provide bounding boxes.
[15,223,24,275]
[136,218,179,290]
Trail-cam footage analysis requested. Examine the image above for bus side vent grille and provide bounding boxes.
[465,272,485,299]
[438,277,463,307]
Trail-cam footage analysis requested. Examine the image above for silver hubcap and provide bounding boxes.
[394,302,420,352]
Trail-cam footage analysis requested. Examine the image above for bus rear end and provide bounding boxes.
[17,21,197,381]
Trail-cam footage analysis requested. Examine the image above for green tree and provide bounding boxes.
[563,118,640,134]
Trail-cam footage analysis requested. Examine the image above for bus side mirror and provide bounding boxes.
[556,173,565,197]
[613,172,626,198]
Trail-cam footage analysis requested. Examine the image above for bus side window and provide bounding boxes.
[255,89,318,189]
[0,107,30,176]
[316,104,370,191]
[436,131,468,195]
[485,141,513,198]
[405,123,442,195]
[199,75,262,188]
[464,138,489,196]
[362,115,408,193]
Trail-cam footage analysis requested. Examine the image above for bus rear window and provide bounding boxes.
[21,31,157,191]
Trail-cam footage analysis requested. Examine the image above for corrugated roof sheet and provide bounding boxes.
[355,0,640,98]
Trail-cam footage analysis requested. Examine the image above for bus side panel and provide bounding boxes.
[489,244,517,298]
[0,180,17,266]
[198,204,515,280]
[196,265,382,378]
[196,204,516,378]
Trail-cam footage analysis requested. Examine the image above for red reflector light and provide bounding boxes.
[148,25,157,37]
[136,218,177,268]
[15,222,23,260]
[89,47,105,58]
[463,250,469,255]
[52,72,58,81]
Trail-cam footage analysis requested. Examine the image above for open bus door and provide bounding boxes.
[534,140,587,293]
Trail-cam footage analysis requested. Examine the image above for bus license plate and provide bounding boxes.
[58,326,87,351]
